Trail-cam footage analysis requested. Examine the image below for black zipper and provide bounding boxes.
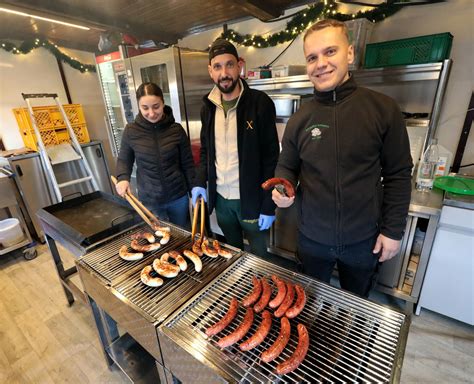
[333,90,342,247]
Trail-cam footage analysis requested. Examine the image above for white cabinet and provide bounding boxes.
[417,205,474,325]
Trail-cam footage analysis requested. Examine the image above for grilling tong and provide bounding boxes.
[110,175,161,228]
[191,197,206,245]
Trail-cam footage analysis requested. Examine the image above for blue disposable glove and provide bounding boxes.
[258,214,275,231]
[191,187,207,206]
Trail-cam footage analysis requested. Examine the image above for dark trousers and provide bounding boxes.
[297,231,380,297]
[147,194,190,230]
[215,193,269,258]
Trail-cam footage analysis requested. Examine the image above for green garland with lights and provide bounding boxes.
[222,0,403,48]
[0,38,96,73]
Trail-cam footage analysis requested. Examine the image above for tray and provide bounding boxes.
[434,176,474,195]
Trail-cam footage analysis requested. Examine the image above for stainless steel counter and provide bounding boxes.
[409,187,444,216]
[443,192,474,210]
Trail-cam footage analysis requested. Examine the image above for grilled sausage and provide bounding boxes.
[274,282,295,318]
[212,239,233,259]
[254,277,272,313]
[261,177,295,198]
[217,307,254,349]
[182,250,203,272]
[275,324,309,375]
[286,284,306,319]
[155,229,171,245]
[201,238,218,258]
[152,258,180,278]
[269,275,286,309]
[261,317,291,363]
[140,265,164,287]
[119,245,143,261]
[131,231,155,243]
[130,240,161,252]
[239,310,272,351]
[206,297,239,337]
[242,276,262,307]
[161,251,188,271]
[192,237,204,256]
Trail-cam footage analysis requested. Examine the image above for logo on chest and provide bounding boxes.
[305,123,329,140]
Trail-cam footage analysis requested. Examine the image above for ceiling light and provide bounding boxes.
[0,7,90,30]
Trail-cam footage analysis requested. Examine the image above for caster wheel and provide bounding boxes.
[23,247,37,260]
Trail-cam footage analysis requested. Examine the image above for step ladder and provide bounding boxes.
[22,93,99,202]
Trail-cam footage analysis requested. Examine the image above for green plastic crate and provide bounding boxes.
[364,32,453,68]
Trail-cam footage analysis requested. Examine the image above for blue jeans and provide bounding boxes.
[149,194,190,229]
[297,231,380,297]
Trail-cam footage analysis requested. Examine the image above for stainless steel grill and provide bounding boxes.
[112,239,242,323]
[158,253,409,383]
[80,223,189,284]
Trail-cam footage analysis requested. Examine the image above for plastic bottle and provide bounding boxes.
[416,138,439,192]
[434,143,453,177]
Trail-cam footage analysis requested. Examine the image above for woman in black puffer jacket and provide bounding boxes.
[115,82,196,228]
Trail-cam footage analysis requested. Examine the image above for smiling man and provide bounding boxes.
[272,19,413,297]
[192,39,279,258]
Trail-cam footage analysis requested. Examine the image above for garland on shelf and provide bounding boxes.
[0,38,96,73]
[221,0,403,48]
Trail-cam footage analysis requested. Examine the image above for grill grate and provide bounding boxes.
[162,254,407,383]
[80,223,189,284]
[113,239,242,323]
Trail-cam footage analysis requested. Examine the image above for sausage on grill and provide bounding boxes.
[119,245,143,261]
[275,323,309,375]
[131,240,161,252]
[217,307,254,349]
[274,282,295,318]
[155,229,171,245]
[131,231,155,243]
[161,251,188,271]
[140,265,164,287]
[239,310,272,351]
[201,238,218,258]
[206,297,239,337]
[242,276,262,307]
[152,258,180,278]
[192,237,204,256]
[269,275,286,309]
[254,277,272,313]
[261,317,291,363]
[182,250,203,272]
[213,239,233,259]
[286,284,306,319]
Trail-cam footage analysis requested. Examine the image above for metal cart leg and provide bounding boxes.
[46,235,75,305]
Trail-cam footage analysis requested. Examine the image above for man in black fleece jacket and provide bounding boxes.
[273,19,412,296]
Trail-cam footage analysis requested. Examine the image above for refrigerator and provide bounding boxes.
[96,47,210,159]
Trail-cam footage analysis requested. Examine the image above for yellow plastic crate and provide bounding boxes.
[13,104,90,151]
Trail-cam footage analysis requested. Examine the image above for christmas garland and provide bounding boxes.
[0,38,96,73]
[221,0,404,48]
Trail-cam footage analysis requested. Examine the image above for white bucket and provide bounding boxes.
[0,218,25,248]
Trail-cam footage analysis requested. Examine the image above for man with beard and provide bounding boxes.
[192,38,279,257]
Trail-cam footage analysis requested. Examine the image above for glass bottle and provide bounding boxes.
[416,138,439,192]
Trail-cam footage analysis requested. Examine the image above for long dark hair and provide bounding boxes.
[136,82,164,102]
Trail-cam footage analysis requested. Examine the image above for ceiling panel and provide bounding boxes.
[0,0,313,52]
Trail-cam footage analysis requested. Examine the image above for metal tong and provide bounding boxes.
[111,176,159,229]
[191,197,206,245]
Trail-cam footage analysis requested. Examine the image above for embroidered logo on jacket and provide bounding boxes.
[246,120,254,130]
[305,124,329,140]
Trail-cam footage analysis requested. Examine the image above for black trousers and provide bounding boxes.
[297,231,380,297]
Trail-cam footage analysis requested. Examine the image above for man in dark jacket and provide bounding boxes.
[272,19,413,296]
[192,39,279,257]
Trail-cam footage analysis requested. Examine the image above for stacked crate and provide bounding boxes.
[13,104,90,151]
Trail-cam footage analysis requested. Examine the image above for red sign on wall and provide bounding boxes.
[95,51,122,64]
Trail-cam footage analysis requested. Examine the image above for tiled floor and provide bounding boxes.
[1,243,472,383]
